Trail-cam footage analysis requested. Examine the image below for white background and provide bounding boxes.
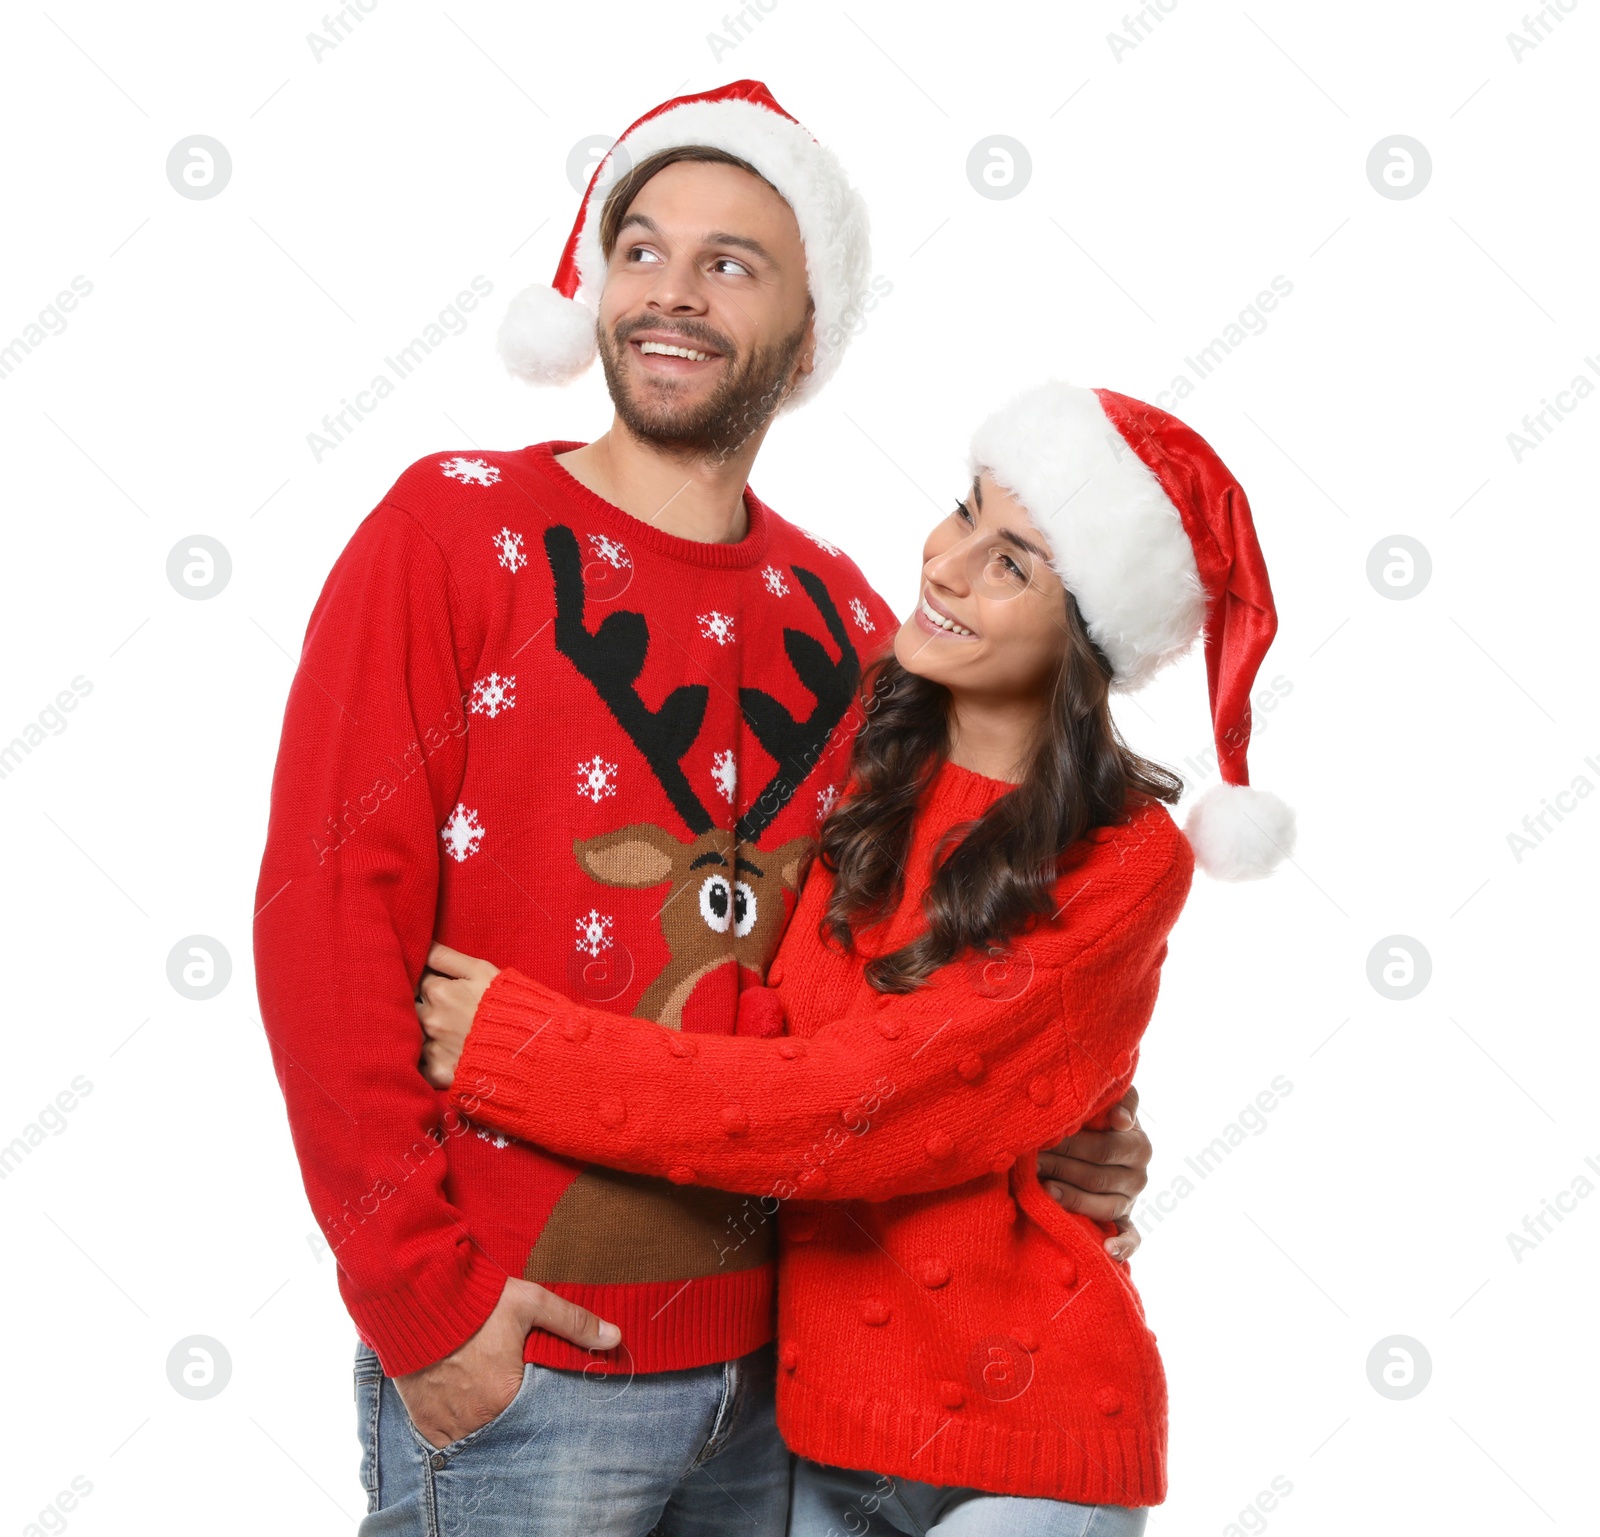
[2,2,1596,1533]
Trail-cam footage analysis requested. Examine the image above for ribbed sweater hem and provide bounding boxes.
[521,1264,776,1374]
[778,1383,1167,1506]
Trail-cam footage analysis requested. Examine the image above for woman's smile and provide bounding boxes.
[916,588,978,639]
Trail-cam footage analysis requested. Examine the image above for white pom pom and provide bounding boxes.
[1183,782,1296,881]
[496,284,598,385]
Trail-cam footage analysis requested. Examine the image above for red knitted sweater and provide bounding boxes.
[449,759,1194,1504]
[252,441,895,1379]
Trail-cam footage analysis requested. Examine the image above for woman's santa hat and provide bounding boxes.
[498,79,871,412]
[969,380,1296,881]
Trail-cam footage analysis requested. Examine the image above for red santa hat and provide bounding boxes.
[968,380,1296,881]
[497,79,871,412]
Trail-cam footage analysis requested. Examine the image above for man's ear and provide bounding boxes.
[788,302,818,389]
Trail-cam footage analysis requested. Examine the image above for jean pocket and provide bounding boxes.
[353,1342,384,1513]
[396,1361,541,1463]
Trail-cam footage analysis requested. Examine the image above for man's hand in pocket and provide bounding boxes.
[393,1276,621,1448]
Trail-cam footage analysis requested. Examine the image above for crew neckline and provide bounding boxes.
[526,440,773,570]
[939,756,1022,791]
[923,756,1019,824]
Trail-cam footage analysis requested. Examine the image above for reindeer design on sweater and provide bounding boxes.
[521,523,862,1285]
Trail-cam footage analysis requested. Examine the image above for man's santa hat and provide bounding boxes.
[969,381,1296,880]
[498,79,871,411]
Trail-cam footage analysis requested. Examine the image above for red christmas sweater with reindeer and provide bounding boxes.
[252,441,897,1379]
[446,765,1194,1504]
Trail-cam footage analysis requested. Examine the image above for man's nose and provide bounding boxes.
[644,256,709,314]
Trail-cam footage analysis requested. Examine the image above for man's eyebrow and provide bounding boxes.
[704,230,776,265]
[615,213,775,267]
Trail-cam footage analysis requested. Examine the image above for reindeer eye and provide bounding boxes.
[698,874,733,933]
[733,881,757,938]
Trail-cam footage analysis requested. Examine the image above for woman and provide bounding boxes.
[416,380,1293,1533]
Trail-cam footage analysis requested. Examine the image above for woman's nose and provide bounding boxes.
[924,535,973,595]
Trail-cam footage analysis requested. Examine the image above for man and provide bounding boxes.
[253,79,1152,1534]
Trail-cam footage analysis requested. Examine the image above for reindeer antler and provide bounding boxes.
[545,526,716,836]
[737,565,861,842]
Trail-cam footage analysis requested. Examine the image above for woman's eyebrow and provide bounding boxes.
[973,479,1049,559]
[997,526,1051,561]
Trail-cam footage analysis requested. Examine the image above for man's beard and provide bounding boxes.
[598,313,810,461]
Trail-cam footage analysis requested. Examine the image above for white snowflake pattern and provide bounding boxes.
[440,456,500,487]
[848,597,876,633]
[711,749,737,803]
[760,565,790,597]
[799,527,841,556]
[588,533,632,570]
[492,527,526,573]
[440,803,485,862]
[575,908,614,958]
[816,783,840,821]
[469,672,516,719]
[698,610,736,646]
[575,755,619,803]
[474,1126,511,1150]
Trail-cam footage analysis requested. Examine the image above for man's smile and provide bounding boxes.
[627,328,726,377]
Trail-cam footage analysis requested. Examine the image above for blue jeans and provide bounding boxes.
[789,1457,1149,1536]
[353,1336,790,1535]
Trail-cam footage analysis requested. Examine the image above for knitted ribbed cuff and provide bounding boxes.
[451,968,572,1121]
[342,1240,508,1379]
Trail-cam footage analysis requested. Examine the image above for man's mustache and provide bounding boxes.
[615,318,736,358]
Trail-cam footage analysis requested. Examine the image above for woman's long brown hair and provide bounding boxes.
[815,587,1184,992]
